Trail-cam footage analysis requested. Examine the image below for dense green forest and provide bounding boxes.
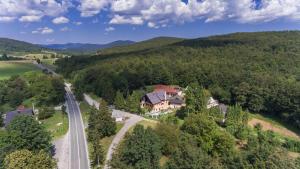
[56,31,300,129]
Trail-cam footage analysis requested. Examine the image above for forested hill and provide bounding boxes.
[99,36,185,55]
[56,31,300,128]
[0,38,45,54]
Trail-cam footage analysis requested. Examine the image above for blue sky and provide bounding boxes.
[0,0,300,44]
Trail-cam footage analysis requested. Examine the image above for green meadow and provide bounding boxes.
[0,61,39,80]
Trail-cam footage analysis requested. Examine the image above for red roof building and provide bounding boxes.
[154,85,178,96]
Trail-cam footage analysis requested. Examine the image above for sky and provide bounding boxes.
[0,0,300,44]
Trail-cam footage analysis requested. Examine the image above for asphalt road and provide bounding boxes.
[66,87,90,169]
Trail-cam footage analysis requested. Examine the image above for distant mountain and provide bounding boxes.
[100,37,185,55]
[0,38,45,55]
[42,40,135,54]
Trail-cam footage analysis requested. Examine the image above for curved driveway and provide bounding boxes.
[83,94,144,169]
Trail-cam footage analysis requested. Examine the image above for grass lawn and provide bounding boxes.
[79,101,91,125]
[42,111,69,140]
[0,61,40,80]
[137,120,158,129]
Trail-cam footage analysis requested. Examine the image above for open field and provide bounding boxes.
[248,114,300,140]
[42,111,69,140]
[0,61,39,80]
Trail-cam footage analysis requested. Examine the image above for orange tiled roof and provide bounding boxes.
[154,85,178,94]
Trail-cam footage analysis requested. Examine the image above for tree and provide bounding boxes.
[29,150,57,169]
[97,99,116,138]
[114,91,126,110]
[185,83,208,114]
[0,113,3,127]
[38,107,55,120]
[181,113,218,153]
[6,115,52,152]
[155,123,180,155]
[4,149,33,169]
[1,53,8,60]
[88,100,116,167]
[4,149,56,169]
[50,77,65,104]
[225,105,249,139]
[126,91,142,114]
[111,125,161,169]
[165,133,222,169]
[91,140,104,167]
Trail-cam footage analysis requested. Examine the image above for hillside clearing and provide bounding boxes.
[248,118,300,140]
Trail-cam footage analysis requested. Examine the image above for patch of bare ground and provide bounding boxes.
[288,151,300,158]
[248,118,300,140]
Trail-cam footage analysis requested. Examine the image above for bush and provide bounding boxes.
[38,107,54,120]
[283,139,300,153]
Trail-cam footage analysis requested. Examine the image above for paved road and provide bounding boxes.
[33,61,58,76]
[33,62,90,169]
[65,86,90,169]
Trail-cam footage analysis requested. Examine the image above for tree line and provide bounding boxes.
[0,72,65,124]
[56,31,300,129]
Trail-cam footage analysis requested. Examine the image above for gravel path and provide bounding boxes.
[53,131,70,169]
[83,94,144,169]
[104,110,143,169]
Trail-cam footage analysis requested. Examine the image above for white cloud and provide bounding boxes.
[105,26,115,32]
[0,16,16,22]
[52,16,69,24]
[32,27,54,34]
[109,15,143,25]
[76,0,300,28]
[0,0,72,22]
[1,0,300,27]
[92,18,99,23]
[230,0,300,23]
[74,21,82,25]
[60,26,70,31]
[78,0,111,17]
[46,38,55,43]
[19,15,43,22]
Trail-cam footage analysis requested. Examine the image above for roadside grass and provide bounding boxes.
[137,120,158,129]
[42,111,69,140]
[88,93,102,102]
[79,101,91,125]
[0,62,39,80]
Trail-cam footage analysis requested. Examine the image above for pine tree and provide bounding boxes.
[114,91,126,110]
[91,140,104,167]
